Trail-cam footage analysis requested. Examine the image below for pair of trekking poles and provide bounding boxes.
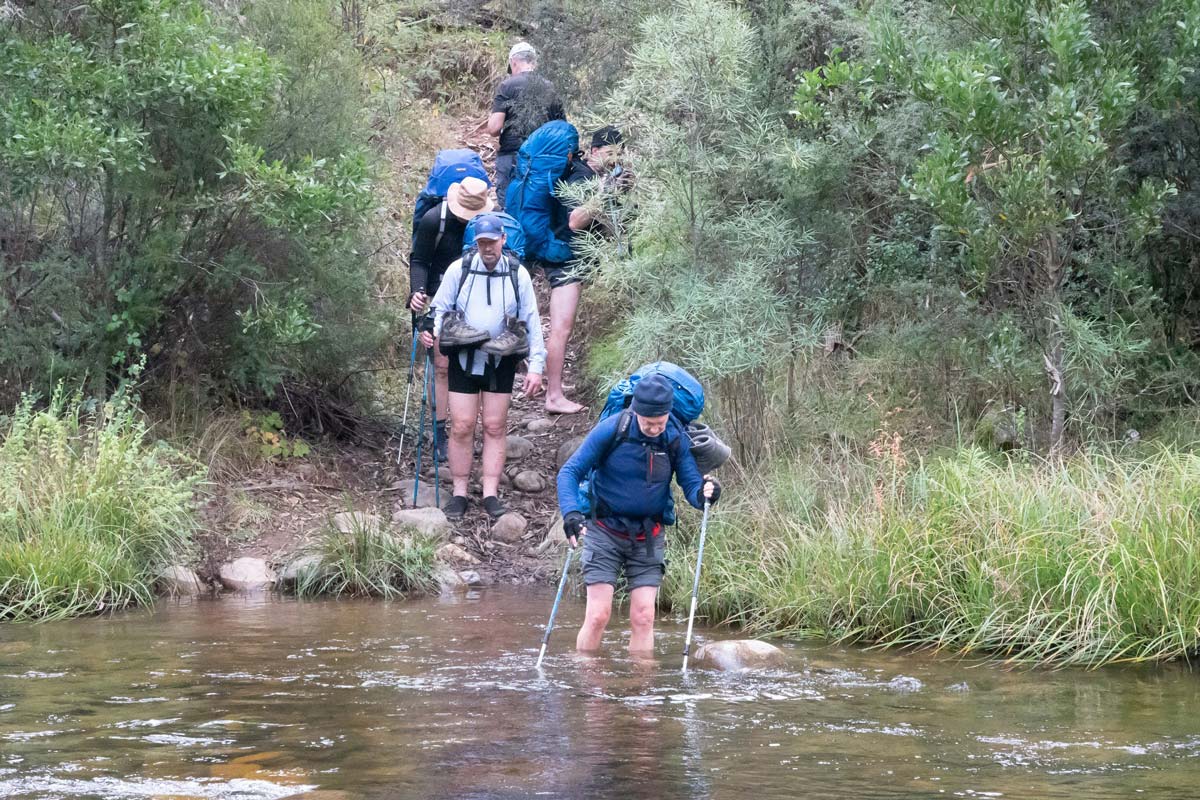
[398,314,440,509]
[535,499,713,673]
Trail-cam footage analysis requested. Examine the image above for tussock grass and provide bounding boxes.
[295,514,439,599]
[670,447,1200,667]
[0,388,203,621]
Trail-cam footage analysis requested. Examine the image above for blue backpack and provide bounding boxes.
[411,149,489,243]
[462,211,527,259]
[504,120,579,264]
[575,362,707,524]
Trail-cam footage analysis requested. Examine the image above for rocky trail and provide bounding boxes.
[192,114,594,594]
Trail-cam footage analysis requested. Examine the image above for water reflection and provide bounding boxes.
[1,591,1199,799]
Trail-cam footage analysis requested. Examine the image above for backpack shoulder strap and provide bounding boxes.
[433,201,448,252]
[598,409,635,467]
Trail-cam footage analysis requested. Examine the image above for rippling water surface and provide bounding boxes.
[1,590,1198,799]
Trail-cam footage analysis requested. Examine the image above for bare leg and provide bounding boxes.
[479,390,512,498]
[628,585,658,654]
[544,282,585,414]
[577,582,614,652]
[447,391,479,496]
[430,344,449,422]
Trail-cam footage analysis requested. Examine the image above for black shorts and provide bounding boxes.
[531,260,584,289]
[447,353,518,394]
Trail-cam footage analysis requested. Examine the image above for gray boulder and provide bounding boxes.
[434,564,467,593]
[436,542,479,566]
[332,511,380,534]
[278,554,325,585]
[391,506,451,537]
[512,470,547,493]
[556,435,587,469]
[526,418,555,433]
[691,640,786,671]
[393,478,448,509]
[491,512,528,543]
[506,434,535,461]
[218,557,277,592]
[157,565,205,596]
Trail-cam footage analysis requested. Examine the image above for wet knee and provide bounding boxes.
[586,605,611,630]
[630,603,656,631]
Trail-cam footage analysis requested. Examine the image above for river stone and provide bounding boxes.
[506,434,534,461]
[887,675,924,693]
[278,554,325,584]
[391,507,451,537]
[691,640,786,671]
[332,511,380,535]
[556,435,587,469]
[458,569,483,586]
[525,417,555,433]
[491,512,528,543]
[436,542,479,566]
[393,478,447,509]
[218,557,276,592]
[157,565,204,596]
[512,469,547,493]
[434,564,466,593]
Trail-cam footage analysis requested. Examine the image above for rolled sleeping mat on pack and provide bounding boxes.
[687,422,732,474]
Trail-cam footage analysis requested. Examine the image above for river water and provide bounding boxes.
[1,589,1198,799]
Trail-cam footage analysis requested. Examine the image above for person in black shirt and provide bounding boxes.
[409,176,494,460]
[487,42,564,210]
[540,126,630,415]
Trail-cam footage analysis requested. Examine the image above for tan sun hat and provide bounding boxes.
[446,176,494,220]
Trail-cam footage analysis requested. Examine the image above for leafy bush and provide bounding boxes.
[0,387,203,620]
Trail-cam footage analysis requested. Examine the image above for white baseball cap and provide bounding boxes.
[508,42,536,61]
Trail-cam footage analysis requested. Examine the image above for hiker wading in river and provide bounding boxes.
[422,214,546,519]
[555,375,721,654]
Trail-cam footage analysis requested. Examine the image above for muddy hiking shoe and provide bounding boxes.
[439,310,489,350]
[482,495,507,519]
[480,316,529,359]
[444,495,469,519]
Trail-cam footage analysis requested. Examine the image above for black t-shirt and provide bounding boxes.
[491,72,565,155]
[410,202,468,296]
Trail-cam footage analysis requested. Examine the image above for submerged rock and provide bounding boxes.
[691,640,786,671]
[218,557,276,592]
[886,675,924,693]
[157,565,205,596]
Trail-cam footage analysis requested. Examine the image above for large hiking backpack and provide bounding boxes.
[462,211,527,259]
[504,120,578,264]
[411,149,489,243]
[575,362,707,525]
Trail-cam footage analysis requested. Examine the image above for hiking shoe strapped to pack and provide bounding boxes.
[439,310,490,351]
[480,316,529,359]
[433,419,448,463]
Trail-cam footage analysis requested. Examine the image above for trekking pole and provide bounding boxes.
[397,325,420,464]
[536,541,576,669]
[425,349,440,508]
[412,349,431,507]
[681,501,712,674]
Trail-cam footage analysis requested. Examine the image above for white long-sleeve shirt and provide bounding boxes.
[430,252,547,376]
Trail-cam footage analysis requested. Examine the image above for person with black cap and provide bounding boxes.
[421,214,546,520]
[539,125,633,416]
[487,41,565,211]
[555,374,722,655]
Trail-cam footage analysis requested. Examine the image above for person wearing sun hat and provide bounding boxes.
[487,41,564,210]
[409,175,494,462]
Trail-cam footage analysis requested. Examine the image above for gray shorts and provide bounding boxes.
[580,524,666,590]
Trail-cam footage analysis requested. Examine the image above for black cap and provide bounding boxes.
[631,374,674,417]
[590,126,623,149]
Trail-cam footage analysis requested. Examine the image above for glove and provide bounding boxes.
[563,511,586,543]
[702,475,722,507]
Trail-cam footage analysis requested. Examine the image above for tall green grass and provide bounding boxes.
[0,388,202,621]
[668,447,1200,667]
[294,514,439,599]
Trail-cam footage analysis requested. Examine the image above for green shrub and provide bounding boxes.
[0,387,203,621]
[672,447,1200,666]
[295,513,439,598]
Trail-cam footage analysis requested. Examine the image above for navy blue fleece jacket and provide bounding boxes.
[556,413,706,520]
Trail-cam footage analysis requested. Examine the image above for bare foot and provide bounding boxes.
[545,396,585,415]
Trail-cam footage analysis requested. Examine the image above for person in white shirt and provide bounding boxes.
[420,214,546,519]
